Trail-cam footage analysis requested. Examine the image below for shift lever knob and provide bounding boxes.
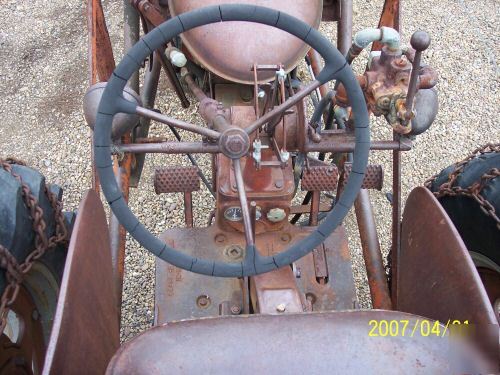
[410,31,431,52]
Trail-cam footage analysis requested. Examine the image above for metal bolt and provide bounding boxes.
[276,303,286,313]
[275,180,284,189]
[32,309,40,321]
[230,305,241,315]
[224,245,244,260]
[215,233,226,243]
[280,233,291,243]
[395,58,406,67]
[196,295,211,309]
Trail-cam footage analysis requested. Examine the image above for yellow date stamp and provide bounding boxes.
[368,319,472,337]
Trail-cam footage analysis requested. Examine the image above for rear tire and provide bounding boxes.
[0,162,71,373]
[428,148,499,313]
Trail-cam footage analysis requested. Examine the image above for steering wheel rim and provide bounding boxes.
[94,4,370,277]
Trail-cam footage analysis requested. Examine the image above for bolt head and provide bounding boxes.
[230,305,241,315]
[219,128,250,159]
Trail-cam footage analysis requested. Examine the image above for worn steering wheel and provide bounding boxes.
[94,4,370,277]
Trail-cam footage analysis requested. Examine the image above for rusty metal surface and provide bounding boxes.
[337,0,353,55]
[250,267,304,314]
[115,141,220,154]
[303,129,412,153]
[322,0,340,21]
[156,223,357,322]
[168,0,322,84]
[0,286,45,374]
[354,189,392,309]
[301,165,339,192]
[87,0,115,84]
[154,166,200,194]
[107,310,466,374]
[43,190,119,375]
[398,187,498,326]
[155,225,245,324]
[295,225,357,311]
[343,163,383,190]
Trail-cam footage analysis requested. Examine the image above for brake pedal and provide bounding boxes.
[154,166,200,227]
[343,163,384,191]
[154,166,200,194]
[301,165,339,192]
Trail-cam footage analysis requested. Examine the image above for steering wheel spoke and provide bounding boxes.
[135,106,221,140]
[232,159,254,246]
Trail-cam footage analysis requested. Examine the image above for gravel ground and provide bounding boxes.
[1,0,498,341]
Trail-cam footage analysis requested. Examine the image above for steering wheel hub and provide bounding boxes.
[219,127,250,159]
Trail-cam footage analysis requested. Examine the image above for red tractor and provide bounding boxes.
[1,1,498,373]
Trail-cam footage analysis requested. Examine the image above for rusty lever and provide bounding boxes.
[404,31,431,123]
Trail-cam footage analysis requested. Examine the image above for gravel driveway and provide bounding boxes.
[1,0,498,341]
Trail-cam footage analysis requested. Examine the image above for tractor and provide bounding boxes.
[1,0,498,373]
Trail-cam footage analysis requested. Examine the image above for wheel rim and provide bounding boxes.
[1,261,59,374]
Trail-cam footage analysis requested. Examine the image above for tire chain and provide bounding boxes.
[386,143,500,293]
[424,142,500,230]
[0,158,68,334]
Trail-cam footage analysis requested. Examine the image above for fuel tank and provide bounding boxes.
[168,0,322,84]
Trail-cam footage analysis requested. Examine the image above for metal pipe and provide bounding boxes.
[391,132,402,305]
[307,50,328,99]
[130,53,162,187]
[114,142,220,154]
[305,139,411,153]
[355,27,400,50]
[184,192,193,228]
[136,106,220,139]
[354,189,392,309]
[337,0,353,56]
[347,27,400,64]
[124,0,140,92]
[184,73,208,102]
[309,191,320,226]
[245,81,321,135]
[233,160,254,246]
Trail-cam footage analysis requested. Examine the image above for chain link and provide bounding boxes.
[0,158,68,334]
[424,142,500,230]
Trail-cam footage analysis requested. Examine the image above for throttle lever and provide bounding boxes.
[404,31,431,123]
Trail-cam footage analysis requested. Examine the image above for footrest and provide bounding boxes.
[343,163,383,190]
[154,166,200,194]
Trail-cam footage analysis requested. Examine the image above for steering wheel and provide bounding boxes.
[94,4,370,277]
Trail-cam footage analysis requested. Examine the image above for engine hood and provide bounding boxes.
[168,0,322,84]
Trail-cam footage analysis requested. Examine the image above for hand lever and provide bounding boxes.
[404,31,431,123]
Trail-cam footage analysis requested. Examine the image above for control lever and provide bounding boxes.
[404,31,431,123]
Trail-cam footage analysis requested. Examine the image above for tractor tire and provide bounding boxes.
[0,162,73,373]
[428,148,499,312]
[428,150,499,266]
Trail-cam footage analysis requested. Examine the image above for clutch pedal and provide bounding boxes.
[343,163,384,191]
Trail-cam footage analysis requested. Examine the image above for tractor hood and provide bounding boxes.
[168,0,322,84]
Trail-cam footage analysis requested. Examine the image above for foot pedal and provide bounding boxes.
[301,165,339,192]
[343,163,383,191]
[154,166,200,194]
